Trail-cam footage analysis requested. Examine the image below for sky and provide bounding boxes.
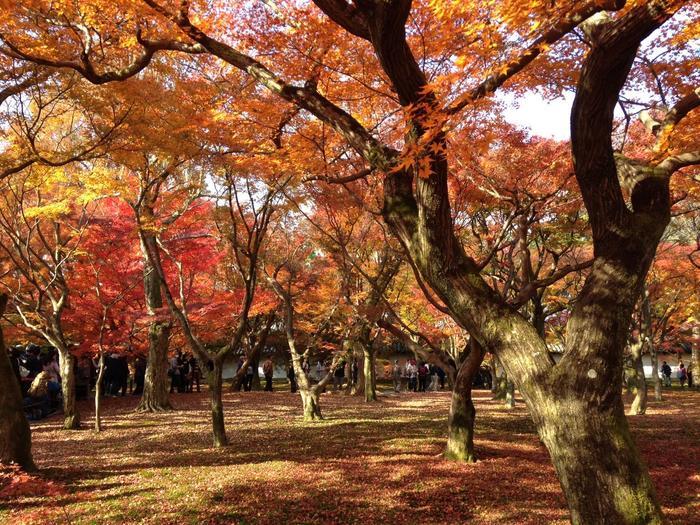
[501,92,574,141]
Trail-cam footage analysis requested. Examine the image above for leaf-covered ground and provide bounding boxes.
[1,387,698,524]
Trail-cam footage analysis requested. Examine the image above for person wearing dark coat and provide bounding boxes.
[287,364,297,393]
[133,356,146,395]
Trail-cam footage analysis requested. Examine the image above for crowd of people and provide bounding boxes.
[660,360,693,388]
[168,350,202,393]
[239,356,492,394]
[8,341,694,422]
[8,344,151,420]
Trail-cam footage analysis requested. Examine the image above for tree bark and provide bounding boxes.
[207,359,227,447]
[629,343,647,415]
[300,388,322,421]
[58,350,80,430]
[504,379,516,409]
[649,344,662,401]
[94,352,105,432]
[137,320,172,411]
[362,344,376,402]
[489,355,498,394]
[137,234,173,412]
[0,294,35,470]
[536,402,661,525]
[445,342,485,462]
[642,289,661,401]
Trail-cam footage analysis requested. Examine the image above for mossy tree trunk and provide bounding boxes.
[536,400,661,524]
[0,294,35,470]
[374,2,672,520]
[137,233,172,412]
[445,341,485,462]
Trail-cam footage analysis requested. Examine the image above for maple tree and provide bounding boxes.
[0,1,698,523]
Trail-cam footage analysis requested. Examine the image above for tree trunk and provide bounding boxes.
[492,365,507,399]
[536,402,661,525]
[353,343,365,397]
[58,350,80,430]
[137,232,172,412]
[137,320,172,411]
[0,295,35,470]
[642,289,661,401]
[504,379,515,409]
[629,343,647,415]
[649,344,662,401]
[94,352,105,432]
[300,388,322,421]
[207,359,227,447]
[445,342,484,462]
[363,345,376,402]
[490,354,498,394]
[532,297,546,338]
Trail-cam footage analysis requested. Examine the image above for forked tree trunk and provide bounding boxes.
[629,343,647,415]
[58,350,80,430]
[300,388,322,421]
[137,320,172,412]
[208,359,227,447]
[445,343,484,463]
[0,295,35,470]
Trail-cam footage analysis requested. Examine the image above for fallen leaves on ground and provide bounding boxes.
[1,388,698,524]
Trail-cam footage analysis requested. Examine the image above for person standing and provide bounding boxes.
[678,362,687,388]
[244,362,255,391]
[333,360,345,391]
[661,361,672,387]
[177,352,190,393]
[263,358,274,392]
[169,352,181,394]
[436,366,446,390]
[134,356,146,395]
[188,354,201,393]
[235,356,245,391]
[418,362,428,392]
[287,364,297,393]
[406,360,418,392]
[392,360,402,393]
